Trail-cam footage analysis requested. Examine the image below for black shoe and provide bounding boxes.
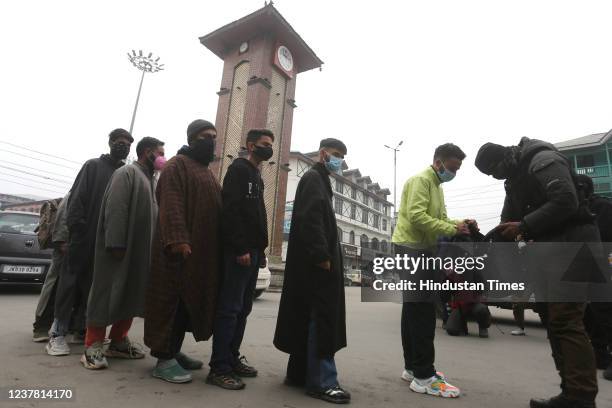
[478,327,489,338]
[530,394,596,408]
[307,386,351,404]
[595,350,611,370]
[604,365,612,381]
[233,356,258,378]
[206,371,245,390]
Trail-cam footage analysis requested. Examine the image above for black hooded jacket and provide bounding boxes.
[500,138,593,239]
[221,158,268,256]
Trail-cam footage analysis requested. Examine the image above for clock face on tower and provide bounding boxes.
[276,45,294,73]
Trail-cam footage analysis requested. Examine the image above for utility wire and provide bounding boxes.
[0,178,65,195]
[0,149,80,170]
[0,140,82,165]
[0,171,70,190]
[0,165,72,186]
[1,160,74,181]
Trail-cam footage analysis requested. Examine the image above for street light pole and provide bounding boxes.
[127,50,164,135]
[384,141,403,221]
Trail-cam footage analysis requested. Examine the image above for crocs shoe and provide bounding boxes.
[152,359,193,384]
[410,374,460,398]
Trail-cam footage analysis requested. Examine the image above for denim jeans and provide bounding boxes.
[209,250,259,374]
[286,313,339,391]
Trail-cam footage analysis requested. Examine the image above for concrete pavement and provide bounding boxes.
[1,285,610,408]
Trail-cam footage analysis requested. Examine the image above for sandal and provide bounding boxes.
[206,371,245,390]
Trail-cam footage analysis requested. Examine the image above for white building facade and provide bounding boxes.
[283,151,393,272]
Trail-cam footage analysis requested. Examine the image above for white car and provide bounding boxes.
[255,263,271,298]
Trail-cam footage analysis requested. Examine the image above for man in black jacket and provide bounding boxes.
[51,129,132,348]
[476,137,599,408]
[274,138,350,404]
[576,174,612,380]
[207,129,272,390]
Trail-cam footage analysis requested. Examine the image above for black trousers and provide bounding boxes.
[401,302,436,379]
[584,302,612,364]
[540,303,598,402]
[150,299,190,360]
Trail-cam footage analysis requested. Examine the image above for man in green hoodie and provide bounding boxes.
[392,143,471,399]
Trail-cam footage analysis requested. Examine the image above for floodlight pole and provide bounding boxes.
[384,140,403,222]
[129,69,146,134]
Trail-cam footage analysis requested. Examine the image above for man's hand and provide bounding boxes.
[110,248,126,260]
[456,222,470,235]
[497,222,521,240]
[317,260,331,270]
[170,243,192,259]
[465,219,479,231]
[237,253,251,266]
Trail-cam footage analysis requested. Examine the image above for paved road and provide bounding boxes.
[1,285,610,408]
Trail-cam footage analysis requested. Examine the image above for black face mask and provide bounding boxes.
[253,145,273,161]
[110,143,130,161]
[190,138,215,165]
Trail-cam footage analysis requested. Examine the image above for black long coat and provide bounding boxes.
[274,162,346,358]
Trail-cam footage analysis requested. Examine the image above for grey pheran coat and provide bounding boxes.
[87,162,157,327]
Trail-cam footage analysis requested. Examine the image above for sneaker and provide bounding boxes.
[45,336,70,356]
[511,328,526,336]
[152,359,193,384]
[81,343,108,370]
[401,369,445,382]
[175,352,203,370]
[32,330,49,343]
[105,337,145,359]
[479,327,489,338]
[307,385,351,404]
[410,374,460,398]
[206,371,245,390]
[233,355,258,377]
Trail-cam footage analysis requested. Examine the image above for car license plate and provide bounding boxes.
[2,265,43,274]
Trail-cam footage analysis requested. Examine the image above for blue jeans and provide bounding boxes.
[209,250,259,374]
[286,314,339,391]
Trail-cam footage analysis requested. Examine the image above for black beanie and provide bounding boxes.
[475,142,508,175]
[187,119,216,143]
[109,128,134,143]
[319,138,347,155]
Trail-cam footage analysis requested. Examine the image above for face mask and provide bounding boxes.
[253,145,273,161]
[110,143,130,161]
[325,153,344,174]
[191,137,215,165]
[154,155,167,171]
[436,163,456,183]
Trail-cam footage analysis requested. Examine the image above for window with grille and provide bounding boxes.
[371,238,379,250]
[381,240,388,253]
[349,231,355,245]
[336,180,344,194]
[362,209,368,224]
[373,214,380,229]
[337,227,343,243]
[350,204,356,220]
[351,187,356,199]
[335,197,343,215]
[360,234,369,248]
[382,219,388,231]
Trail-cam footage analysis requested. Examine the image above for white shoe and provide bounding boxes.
[410,375,460,398]
[401,369,446,382]
[45,336,70,356]
[511,328,526,336]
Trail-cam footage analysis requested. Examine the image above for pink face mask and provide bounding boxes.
[154,155,167,171]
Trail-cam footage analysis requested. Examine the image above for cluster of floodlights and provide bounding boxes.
[127,50,164,73]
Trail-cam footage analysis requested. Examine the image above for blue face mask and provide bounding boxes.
[436,163,456,183]
[325,154,344,174]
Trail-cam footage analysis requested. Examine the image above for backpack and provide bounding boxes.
[36,198,61,249]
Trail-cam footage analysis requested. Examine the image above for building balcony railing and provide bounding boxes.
[575,165,610,178]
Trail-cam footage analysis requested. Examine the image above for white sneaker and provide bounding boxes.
[410,374,460,398]
[45,336,70,356]
[511,328,526,336]
[401,369,445,382]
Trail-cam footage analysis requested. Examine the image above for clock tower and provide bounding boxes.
[200,4,323,260]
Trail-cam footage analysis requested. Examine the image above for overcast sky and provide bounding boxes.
[2,0,612,232]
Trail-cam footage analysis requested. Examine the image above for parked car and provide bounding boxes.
[255,262,271,298]
[0,211,52,284]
